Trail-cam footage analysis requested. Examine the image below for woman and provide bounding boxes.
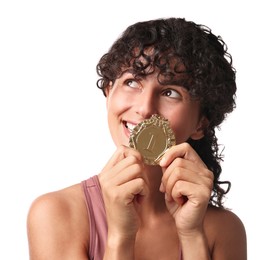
[27,17,247,259]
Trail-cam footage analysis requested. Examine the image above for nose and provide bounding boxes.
[135,90,157,119]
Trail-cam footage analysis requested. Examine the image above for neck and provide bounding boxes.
[137,165,170,224]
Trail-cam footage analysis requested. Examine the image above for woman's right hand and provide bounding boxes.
[98,145,148,241]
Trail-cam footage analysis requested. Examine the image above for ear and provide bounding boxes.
[190,116,209,140]
[105,81,113,109]
[104,81,113,97]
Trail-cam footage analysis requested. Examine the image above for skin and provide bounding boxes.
[27,71,247,260]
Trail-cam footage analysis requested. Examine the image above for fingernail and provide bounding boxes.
[159,157,166,167]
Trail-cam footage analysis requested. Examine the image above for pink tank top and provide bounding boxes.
[82,175,183,259]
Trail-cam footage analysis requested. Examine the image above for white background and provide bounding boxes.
[0,0,276,259]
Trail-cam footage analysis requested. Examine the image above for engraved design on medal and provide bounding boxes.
[129,114,176,165]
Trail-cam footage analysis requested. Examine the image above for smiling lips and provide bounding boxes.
[124,121,137,133]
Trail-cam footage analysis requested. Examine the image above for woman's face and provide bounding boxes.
[105,71,205,147]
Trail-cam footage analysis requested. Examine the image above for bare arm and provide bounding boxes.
[179,230,211,260]
[103,235,136,260]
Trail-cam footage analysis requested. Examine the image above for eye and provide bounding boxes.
[162,89,182,99]
[125,79,140,89]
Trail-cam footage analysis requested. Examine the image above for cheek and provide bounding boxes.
[166,109,200,144]
[163,113,186,143]
[107,91,127,113]
[172,122,191,144]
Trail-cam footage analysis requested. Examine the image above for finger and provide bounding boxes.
[118,177,149,205]
[159,143,207,169]
[161,158,212,192]
[170,180,212,207]
[100,155,144,188]
[160,157,195,195]
[161,158,197,188]
[102,145,143,171]
[111,156,145,185]
[165,167,199,192]
[164,167,213,202]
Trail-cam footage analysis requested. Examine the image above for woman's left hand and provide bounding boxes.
[159,142,214,238]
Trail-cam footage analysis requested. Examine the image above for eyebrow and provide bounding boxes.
[120,69,191,93]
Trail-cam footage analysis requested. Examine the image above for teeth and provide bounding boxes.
[126,122,136,132]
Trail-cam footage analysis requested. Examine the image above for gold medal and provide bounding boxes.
[129,114,176,165]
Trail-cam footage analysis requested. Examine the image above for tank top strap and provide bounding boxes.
[82,175,107,260]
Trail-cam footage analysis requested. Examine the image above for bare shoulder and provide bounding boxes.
[205,205,246,234]
[204,205,247,260]
[29,183,87,212]
[27,183,89,259]
[27,184,87,227]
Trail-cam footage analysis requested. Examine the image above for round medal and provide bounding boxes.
[129,114,176,165]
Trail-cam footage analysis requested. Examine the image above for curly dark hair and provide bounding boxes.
[96,18,236,208]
